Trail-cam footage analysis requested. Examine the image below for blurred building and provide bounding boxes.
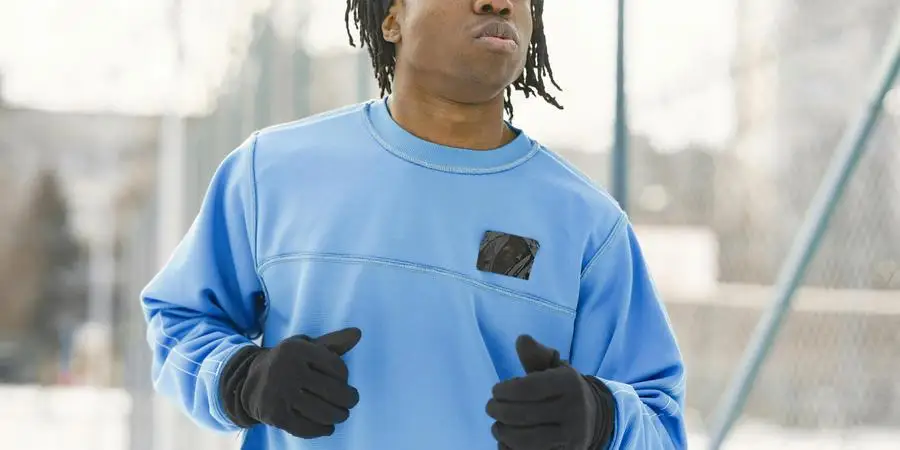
[723,0,900,287]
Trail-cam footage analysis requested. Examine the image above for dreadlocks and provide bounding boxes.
[344,0,562,120]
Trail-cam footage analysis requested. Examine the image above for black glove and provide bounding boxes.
[486,335,616,449]
[219,327,362,439]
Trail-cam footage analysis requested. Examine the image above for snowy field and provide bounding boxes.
[1,385,898,450]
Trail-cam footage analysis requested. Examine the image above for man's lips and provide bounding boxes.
[474,20,519,44]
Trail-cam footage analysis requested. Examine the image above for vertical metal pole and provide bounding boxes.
[611,0,629,212]
[152,2,185,450]
[270,0,294,124]
[125,206,156,450]
[87,151,118,387]
[296,2,312,118]
[358,50,372,102]
[157,0,186,267]
[86,185,115,331]
[706,13,900,449]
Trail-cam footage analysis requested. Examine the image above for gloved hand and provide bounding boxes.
[486,335,616,449]
[219,327,362,439]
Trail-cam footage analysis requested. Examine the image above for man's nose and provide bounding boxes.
[473,0,513,17]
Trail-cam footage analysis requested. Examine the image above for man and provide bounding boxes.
[142,0,687,448]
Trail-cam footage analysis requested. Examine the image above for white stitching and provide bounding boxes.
[609,380,684,419]
[610,389,680,419]
[143,306,229,373]
[581,213,628,279]
[256,252,575,316]
[157,327,224,364]
[156,349,218,380]
[362,102,541,175]
[152,334,224,369]
[538,148,622,207]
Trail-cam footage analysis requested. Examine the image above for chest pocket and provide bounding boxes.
[476,230,541,281]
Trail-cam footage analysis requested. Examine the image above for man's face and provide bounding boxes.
[383,0,533,103]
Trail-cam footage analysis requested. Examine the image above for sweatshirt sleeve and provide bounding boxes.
[569,213,688,449]
[141,135,264,432]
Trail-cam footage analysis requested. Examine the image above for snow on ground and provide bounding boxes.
[0,385,130,450]
[1,385,898,449]
[687,423,900,449]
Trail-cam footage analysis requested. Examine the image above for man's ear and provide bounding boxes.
[381,3,402,44]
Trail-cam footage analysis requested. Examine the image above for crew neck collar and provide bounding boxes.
[363,97,539,174]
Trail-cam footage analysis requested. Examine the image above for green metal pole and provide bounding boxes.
[706,13,900,450]
[612,0,628,212]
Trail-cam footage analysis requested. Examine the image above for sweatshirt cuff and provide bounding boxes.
[211,341,258,429]
[584,376,617,449]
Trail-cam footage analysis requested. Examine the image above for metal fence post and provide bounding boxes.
[611,0,629,212]
[125,202,158,450]
[706,11,900,449]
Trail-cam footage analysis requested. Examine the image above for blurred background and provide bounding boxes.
[0,0,898,449]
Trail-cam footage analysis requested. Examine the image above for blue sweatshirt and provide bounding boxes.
[141,98,687,450]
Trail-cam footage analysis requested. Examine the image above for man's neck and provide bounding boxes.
[386,77,515,151]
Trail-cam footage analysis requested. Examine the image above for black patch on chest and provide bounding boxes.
[476,231,540,280]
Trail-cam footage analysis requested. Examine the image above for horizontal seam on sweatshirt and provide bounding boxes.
[257,252,575,316]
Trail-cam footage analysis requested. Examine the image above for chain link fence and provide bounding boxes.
[606,0,900,444]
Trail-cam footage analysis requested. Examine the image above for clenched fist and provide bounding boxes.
[486,335,616,449]
[219,327,363,439]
